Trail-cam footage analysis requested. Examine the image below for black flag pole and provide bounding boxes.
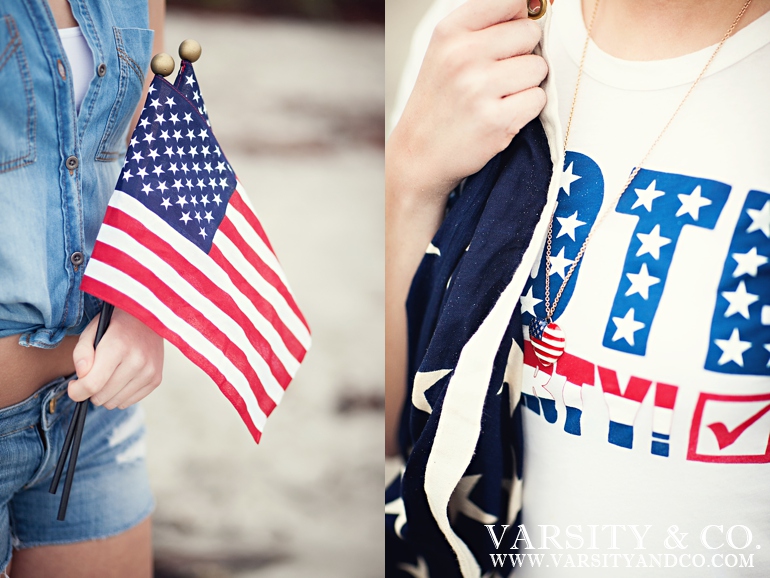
[49,301,114,520]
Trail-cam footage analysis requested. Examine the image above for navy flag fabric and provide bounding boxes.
[386,120,553,577]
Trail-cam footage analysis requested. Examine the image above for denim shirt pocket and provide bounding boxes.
[95,26,153,162]
[0,14,36,173]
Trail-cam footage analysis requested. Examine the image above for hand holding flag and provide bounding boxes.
[51,41,311,519]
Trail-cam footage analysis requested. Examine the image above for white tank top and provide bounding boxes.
[58,26,94,113]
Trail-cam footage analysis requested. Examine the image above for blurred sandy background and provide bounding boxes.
[142,5,383,577]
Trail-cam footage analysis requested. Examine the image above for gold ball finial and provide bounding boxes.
[150,53,175,77]
[179,39,202,63]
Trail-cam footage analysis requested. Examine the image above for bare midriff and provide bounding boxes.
[0,334,78,409]
[0,1,81,409]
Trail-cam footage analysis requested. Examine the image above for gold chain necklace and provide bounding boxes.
[529,0,753,367]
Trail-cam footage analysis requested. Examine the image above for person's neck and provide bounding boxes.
[582,0,770,61]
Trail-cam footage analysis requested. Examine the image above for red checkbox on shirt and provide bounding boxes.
[688,392,770,463]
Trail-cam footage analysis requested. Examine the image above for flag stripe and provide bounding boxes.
[529,338,563,357]
[87,246,282,415]
[540,333,566,345]
[217,217,309,331]
[230,185,274,254]
[207,243,310,365]
[225,205,289,287]
[226,190,287,286]
[100,206,305,368]
[80,268,268,433]
[95,221,297,386]
[212,231,310,342]
[108,192,311,349]
[80,278,264,443]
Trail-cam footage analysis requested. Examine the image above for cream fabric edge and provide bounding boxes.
[388,2,566,576]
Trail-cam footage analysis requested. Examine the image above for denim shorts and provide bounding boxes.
[0,375,154,570]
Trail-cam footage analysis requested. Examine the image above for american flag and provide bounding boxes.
[386,120,553,578]
[81,59,310,443]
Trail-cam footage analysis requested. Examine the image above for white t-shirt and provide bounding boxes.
[517,1,770,575]
[58,26,94,113]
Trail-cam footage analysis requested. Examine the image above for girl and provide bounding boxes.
[386,1,770,575]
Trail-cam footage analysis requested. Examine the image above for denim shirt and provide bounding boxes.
[0,0,153,348]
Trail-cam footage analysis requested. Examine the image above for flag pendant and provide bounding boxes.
[528,317,566,367]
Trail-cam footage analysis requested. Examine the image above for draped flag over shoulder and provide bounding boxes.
[385,118,555,577]
[81,56,310,443]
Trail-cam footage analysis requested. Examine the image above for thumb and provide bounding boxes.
[73,314,99,378]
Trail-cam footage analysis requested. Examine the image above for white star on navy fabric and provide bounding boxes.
[385,493,407,539]
[676,185,711,220]
[448,474,497,525]
[115,72,236,252]
[746,200,770,237]
[549,247,574,279]
[732,246,768,278]
[636,224,671,260]
[412,369,451,414]
[555,210,586,241]
[398,558,429,578]
[722,280,759,319]
[625,263,660,300]
[560,162,581,196]
[714,327,752,366]
[632,180,665,212]
[519,286,542,316]
[611,308,645,345]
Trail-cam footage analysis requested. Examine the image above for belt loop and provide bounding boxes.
[40,376,74,431]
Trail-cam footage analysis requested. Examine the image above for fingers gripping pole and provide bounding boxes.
[49,302,115,520]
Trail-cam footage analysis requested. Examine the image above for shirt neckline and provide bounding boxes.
[57,26,83,38]
[555,0,770,90]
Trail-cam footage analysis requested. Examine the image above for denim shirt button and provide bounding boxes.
[70,252,85,266]
[65,155,79,170]
[97,63,107,77]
